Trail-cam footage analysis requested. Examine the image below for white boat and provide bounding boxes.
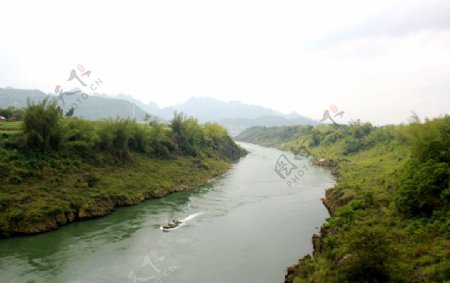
[161,220,182,232]
[160,213,203,232]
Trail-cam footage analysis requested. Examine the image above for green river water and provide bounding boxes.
[0,142,335,283]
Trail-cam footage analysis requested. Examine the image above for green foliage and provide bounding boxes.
[12,106,243,162]
[64,118,99,153]
[170,112,204,156]
[0,150,233,237]
[128,122,150,153]
[97,119,115,151]
[238,115,450,283]
[0,111,245,237]
[404,113,450,163]
[0,106,24,120]
[143,113,159,125]
[22,98,64,151]
[236,125,312,147]
[310,128,321,147]
[111,118,132,158]
[203,122,227,146]
[342,120,374,155]
[395,160,449,217]
[331,226,402,283]
[148,122,174,158]
[395,115,450,217]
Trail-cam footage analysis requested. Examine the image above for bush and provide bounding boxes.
[22,98,64,151]
[97,120,115,151]
[395,160,449,217]
[128,121,150,153]
[64,118,99,153]
[331,226,404,282]
[170,112,204,156]
[395,115,450,217]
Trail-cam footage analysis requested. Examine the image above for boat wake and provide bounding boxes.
[160,212,203,231]
[181,212,203,222]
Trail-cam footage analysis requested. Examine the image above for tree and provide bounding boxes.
[143,113,158,125]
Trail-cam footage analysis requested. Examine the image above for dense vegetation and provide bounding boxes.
[0,106,24,121]
[237,116,450,282]
[0,100,246,236]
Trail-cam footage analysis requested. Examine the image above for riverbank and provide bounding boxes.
[0,152,244,237]
[237,118,450,283]
[283,139,410,282]
[0,105,248,237]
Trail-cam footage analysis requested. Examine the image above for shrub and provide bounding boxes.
[22,98,64,151]
[128,121,150,153]
[64,118,99,153]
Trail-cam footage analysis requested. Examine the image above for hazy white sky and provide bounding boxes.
[1,0,449,124]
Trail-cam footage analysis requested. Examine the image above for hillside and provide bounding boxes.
[237,117,450,282]
[221,116,316,137]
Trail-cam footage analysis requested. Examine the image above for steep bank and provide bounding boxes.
[237,118,450,283]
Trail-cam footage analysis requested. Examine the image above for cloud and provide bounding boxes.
[308,0,450,50]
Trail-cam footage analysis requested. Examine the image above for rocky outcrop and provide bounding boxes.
[313,158,334,166]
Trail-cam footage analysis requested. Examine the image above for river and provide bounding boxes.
[0,142,335,283]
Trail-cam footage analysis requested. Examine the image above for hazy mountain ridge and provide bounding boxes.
[0,88,149,120]
[221,116,316,136]
[101,94,317,134]
[1,88,317,134]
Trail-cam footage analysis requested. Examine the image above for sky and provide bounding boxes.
[0,0,449,125]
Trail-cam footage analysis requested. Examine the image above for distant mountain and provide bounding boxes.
[105,95,316,123]
[173,97,281,121]
[96,93,175,120]
[221,116,317,137]
[0,88,149,121]
[0,88,48,107]
[1,89,317,134]
[101,95,317,134]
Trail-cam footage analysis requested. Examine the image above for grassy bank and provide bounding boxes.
[0,101,247,237]
[237,117,450,282]
[0,149,231,236]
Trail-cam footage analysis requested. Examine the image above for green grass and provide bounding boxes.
[0,150,231,236]
[0,121,22,134]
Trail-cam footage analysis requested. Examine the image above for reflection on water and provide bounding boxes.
[0,143,335,283]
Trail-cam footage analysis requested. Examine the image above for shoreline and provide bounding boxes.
[1,155,245,238]
[6,172,224,238]
[284,189,337,283]
[240,142,338,283]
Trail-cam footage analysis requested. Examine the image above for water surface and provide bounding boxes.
[0,143,335,283]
